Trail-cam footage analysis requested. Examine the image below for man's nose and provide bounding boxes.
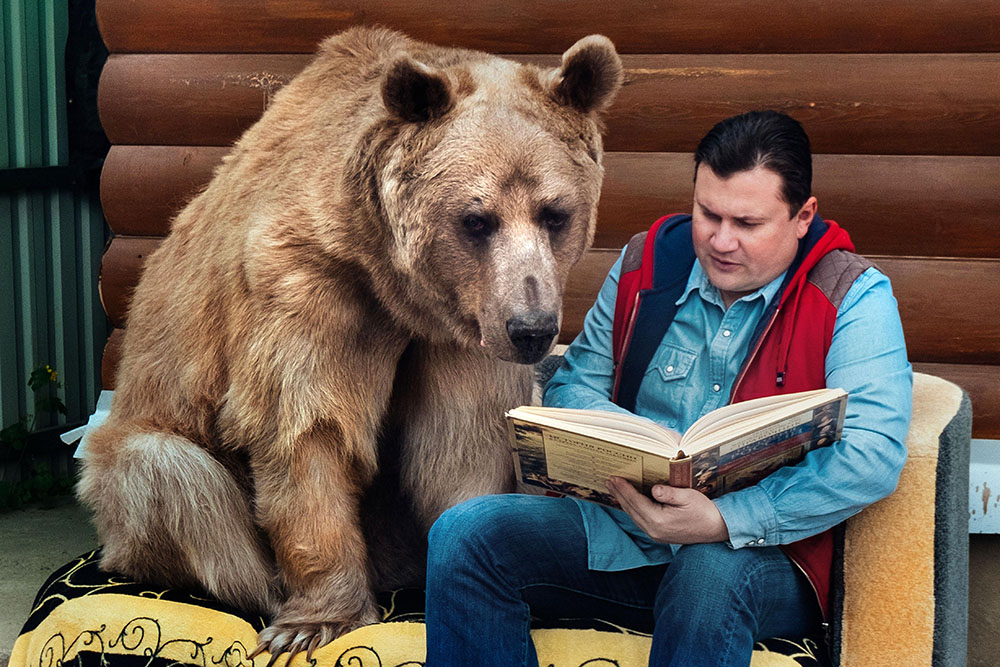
[711,221,739,252]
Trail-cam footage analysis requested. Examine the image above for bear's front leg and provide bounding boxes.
[249,425,382,662]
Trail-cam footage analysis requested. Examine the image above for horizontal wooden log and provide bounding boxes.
[560,250,1000,366]
[98,53,1000,155]
[100,236,162,329]
[101,328,124,390]
[95,0,1000,54]
[102,237,1000,366]
[912,363,1000,440]
[598,153,1000,257]
[101,146,1000,258]
[875,257,1000,366]
[97,54,305,148]
[100,146,228,236]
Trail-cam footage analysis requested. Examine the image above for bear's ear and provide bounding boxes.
[550,35,624,114]
[382,57,454,123]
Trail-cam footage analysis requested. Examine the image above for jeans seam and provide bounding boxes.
[713,555,776,665]
[519,598,534,667]
[520,582,656,612]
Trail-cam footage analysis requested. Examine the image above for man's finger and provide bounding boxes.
[652,484,701,507]
[608,477,658,524]
[651,484,683,505]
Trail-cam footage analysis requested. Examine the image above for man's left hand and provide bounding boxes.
[606,476,730,544]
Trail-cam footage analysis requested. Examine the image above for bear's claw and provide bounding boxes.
[249,620,355,666]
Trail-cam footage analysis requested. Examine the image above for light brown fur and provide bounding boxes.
[77,27,622,657]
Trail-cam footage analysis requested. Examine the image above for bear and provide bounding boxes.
[77,26,623,659]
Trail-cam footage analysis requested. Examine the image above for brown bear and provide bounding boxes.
[77,26,623,659]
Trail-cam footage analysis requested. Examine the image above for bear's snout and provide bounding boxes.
[506,310,559,364]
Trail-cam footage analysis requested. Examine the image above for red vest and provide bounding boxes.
[611,213,870,619]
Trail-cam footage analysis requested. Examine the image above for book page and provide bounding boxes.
[681,388,844,451]
[542,430,645,491]
[507,407,681,454]
[508,418,679,507]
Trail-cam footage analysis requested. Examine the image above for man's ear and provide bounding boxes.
[549,35,624,114]
[796,196,819,238]
[382,58,454,122]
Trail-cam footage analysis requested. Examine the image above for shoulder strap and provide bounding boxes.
[611,214,694,410]
[611,230,651,365]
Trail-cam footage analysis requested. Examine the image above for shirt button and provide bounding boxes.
[713,384,721,392]
[757,538,765,545]
[746,540,755,546]
[722,329,732,337]
[666,365,674,373]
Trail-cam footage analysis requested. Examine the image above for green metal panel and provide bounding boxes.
[1,0,108,432]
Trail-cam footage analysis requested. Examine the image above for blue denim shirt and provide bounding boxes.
[544,251,913,571]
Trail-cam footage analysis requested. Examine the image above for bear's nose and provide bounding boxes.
[506,311,559,364]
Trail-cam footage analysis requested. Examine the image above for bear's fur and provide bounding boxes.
[77,27,622,657]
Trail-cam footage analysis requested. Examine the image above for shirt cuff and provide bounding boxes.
[713,485,780,549]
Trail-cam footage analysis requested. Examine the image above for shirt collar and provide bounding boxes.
[676,259,787,311]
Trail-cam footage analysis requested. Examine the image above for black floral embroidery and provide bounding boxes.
[18,551,824,667]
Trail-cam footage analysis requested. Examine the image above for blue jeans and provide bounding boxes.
[424,494,822,667]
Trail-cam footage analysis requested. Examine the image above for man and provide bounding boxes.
[423,111,912,666]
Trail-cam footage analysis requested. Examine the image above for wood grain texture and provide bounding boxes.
[578,153,1000,256]
[95,0,1000,54]
[99,236,162,329]
[913,363,1000,440]
[101,328,125,390]
[101,147,1000,257]
[97,53,1000,155]
[100,146,229,236]
[875,257,1000,366]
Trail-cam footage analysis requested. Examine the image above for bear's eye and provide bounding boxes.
[462,213,495,239]
[539,206,570,232]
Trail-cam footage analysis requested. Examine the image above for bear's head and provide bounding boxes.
[373,35,624,364]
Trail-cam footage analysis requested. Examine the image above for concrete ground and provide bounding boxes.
[0,496,99,667]
[1,500,998,667]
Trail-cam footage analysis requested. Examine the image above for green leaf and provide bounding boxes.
[36,396,67,415]
[0,421,29,451]
[28,367,50,391]
[28,364,61,392]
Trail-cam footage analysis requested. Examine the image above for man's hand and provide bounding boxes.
[606,476,730,544]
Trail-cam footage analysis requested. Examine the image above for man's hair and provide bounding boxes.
[694,110,812,216]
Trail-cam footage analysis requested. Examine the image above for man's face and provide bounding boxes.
[691,164,816,308]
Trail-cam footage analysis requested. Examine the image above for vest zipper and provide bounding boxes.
[736,305,828,621]
[731,305,780,399]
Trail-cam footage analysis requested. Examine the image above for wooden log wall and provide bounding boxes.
[95,0,1000,438]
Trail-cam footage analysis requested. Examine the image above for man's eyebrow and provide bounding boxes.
[696,201,719,217]
[697,201,763,222]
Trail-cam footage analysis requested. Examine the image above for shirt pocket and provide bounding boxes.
[645,344,697,384]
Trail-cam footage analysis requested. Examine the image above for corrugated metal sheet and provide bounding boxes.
[1,0,108,429]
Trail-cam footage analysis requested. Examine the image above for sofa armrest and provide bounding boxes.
[832,372,971,666]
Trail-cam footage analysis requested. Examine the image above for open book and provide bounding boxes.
[506,387,846,506]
